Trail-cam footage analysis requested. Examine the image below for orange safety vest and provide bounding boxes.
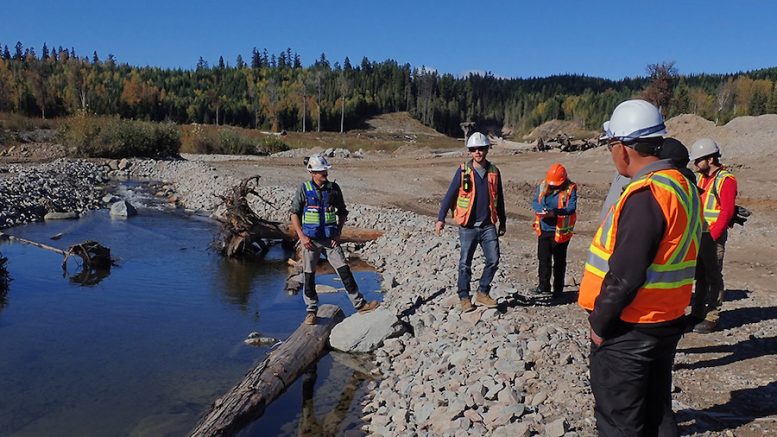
[533,182,577,243]
[578,169,702,324]
[453,161,500,226]
[697,168,736,230]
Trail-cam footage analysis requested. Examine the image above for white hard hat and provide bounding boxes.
[466,132,491,148]
[603,99,667,144]
[306,154,332,172]
[689,138,721,161]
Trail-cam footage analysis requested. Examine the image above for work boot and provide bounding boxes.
[357,301,380,314]
[530,286,550,295]
[460,298,474,313]
[693,319,717,334]
[475,292,498,308]
[304,312,317,326]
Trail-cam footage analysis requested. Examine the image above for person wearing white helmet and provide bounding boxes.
[688,138,738,334]
[578,99,702,436]
[290,154,379,325]
[435,132,506,312]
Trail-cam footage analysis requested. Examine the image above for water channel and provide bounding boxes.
[0,183,381,436]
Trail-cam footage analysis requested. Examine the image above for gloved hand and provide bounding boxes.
[498,223,506,236]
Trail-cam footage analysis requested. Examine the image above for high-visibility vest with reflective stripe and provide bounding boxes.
[533,182,577,243]
[578,168,702,324]
[697,168,736,230]
[453,162,500,226]
[301,181,339,239]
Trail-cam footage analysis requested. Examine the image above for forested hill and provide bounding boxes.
[1,42,777,137]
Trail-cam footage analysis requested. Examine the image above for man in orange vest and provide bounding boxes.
[435,132,506,312]
[578,100,702,436]
[688,138,737,333]
[531,163,577,301]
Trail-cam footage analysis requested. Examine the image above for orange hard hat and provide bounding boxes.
[546,163,568,186]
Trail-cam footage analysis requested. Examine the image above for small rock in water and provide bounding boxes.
[244,332,280,346]
[110,200,137,218]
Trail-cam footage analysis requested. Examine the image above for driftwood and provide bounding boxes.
[0,233,113,270]
[216,175,384,257]
[190,304,345,437]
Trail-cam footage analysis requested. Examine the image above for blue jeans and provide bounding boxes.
[457,225,500,298]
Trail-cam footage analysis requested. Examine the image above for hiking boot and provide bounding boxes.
[460,298,474,313]
[304,312,317,326]
[693,319,717,334]
[530,286,550,295]
[475,292,498,308]
[357,301,380,314]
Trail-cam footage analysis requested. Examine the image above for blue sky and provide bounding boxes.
[3,0,775,79]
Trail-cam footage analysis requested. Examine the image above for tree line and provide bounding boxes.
[1,42,777,137]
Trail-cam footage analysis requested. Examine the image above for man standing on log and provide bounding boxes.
[290,154,379,325]
[578,99,702,435]
[435,132,506,312]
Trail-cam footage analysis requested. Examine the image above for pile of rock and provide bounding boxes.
[0,159,109,228]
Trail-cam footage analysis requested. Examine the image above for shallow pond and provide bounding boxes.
[0,195,381,436]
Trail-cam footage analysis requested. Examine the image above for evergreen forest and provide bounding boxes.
[2,42,777,137]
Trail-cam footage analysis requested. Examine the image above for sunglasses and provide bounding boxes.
[606,138,621,151]
[470,146,488,153]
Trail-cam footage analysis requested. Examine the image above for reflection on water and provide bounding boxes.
[0,202,381,436]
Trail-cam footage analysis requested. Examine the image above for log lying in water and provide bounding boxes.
[190,304,345,437]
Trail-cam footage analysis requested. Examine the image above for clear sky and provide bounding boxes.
[2,0,775,80]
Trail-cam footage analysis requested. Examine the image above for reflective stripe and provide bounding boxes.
[644,263,697,288]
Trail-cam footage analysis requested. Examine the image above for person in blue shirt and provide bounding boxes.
[531,163,577,300]
[435,133,507,312]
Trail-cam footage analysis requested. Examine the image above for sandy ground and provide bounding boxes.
[188,139,777,435]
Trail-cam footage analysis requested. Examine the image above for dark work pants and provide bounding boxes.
[590,328,683,437]
[691,231,727,322]
[537,231,569,295]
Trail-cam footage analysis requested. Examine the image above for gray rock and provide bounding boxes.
[329,308,405,353]
[44,211,78,220]
[110,200,137,217]
[545,418,568,437]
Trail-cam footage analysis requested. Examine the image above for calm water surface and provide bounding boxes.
[0,198,380,436]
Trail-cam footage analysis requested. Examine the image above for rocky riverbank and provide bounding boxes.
[123,156,595,436]
[0,159,110,229]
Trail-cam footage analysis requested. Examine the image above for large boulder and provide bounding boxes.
[110,200,137,218]
[329,308,404,353]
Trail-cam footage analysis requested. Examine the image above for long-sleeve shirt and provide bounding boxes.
[698,169,737,241]
[532,184,577,232]
[589,160,687,339]
[437,161,506,227]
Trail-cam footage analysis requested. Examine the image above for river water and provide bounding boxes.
[0,186,381,436]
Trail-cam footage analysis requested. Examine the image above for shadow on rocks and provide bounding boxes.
[504,289,579,308]
[675,335,777,370]
[717,305,777,331]
[723,288,750,302]
[677,380,777,435]
[397,287,447,319]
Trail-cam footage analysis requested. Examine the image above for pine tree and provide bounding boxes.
[1,46,9,60]
[42,43,49,59]
[14,41,23,60]
[92,51,99,64]
[236,54,245,69]
[251,48,260,69]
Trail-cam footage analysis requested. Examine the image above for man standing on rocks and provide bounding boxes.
[290,154,379,326]
[578,99,702,436]
[688,138,738,334]
[435,132,506,312]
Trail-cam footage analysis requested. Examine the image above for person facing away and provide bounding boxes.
[578,99,702,436]
[598,137,696,221]
[435,132,506,313]
[289,154,379,326]
[530,163,577,301]
[688,138,738,334]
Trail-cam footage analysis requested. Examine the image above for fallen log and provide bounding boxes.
[190,304,345,437]
[249,222,384,244]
